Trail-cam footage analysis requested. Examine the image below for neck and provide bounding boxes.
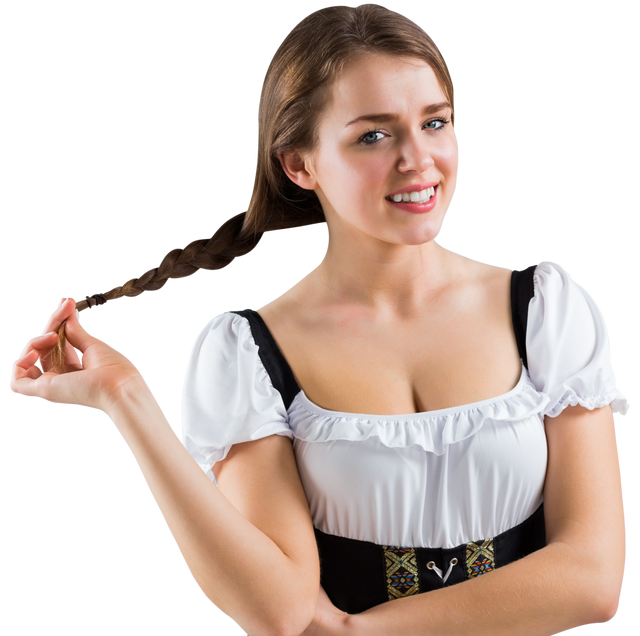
[310,228,452,318]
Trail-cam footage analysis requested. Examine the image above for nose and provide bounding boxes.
[396,133,435,174]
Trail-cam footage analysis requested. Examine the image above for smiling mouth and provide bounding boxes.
[385,186,436,203]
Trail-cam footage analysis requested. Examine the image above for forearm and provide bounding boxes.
[106,377,315,636]
[344,541,608,636]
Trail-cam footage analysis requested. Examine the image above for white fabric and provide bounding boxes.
[182,261,629,548]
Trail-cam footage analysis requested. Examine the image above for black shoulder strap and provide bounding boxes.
[510,265,537,369]
[230,309,301,410]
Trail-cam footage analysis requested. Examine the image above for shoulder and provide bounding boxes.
[440,252,513,296]
[255,274,321,341]
[184,311,261,387]
[524,262,629,417]
[441,254,515,320]
[192,310,252,342]
[531,260,579,292]
[527,261,601,341]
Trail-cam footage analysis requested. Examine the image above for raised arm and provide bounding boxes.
[11,299,319,636]
[310,403,624,636]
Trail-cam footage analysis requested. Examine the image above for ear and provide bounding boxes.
[277,149,318,190]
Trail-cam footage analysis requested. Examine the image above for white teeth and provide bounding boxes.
[390,186,436,204]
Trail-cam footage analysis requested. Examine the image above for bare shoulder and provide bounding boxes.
[259,253,515,323]
[257,250,519,335]
[258,291,298,321]
[257,273,318,331]
[441,244,513,278]
[446,251,513,287]
[255,252,523,415]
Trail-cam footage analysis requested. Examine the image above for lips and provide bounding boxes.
[386,184,438,214]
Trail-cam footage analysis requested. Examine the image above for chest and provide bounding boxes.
[260,279,523,415]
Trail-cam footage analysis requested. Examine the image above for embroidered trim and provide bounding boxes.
[383,546,420,600]
[466,538,495,578]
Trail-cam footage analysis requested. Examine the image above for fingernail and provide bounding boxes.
[75,309,79,320]
[56,296,71,307]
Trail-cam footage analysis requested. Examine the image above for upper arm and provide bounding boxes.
[213,434,320,592]
[543,404,625,619]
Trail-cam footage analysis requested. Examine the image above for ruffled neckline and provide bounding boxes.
[288,365,550,455]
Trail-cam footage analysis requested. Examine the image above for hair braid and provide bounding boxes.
[49,208,325,371]
[47,4,453,372]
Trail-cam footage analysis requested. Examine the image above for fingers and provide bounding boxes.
[16,331,58,361]
[59,300,99,354]
[13,300,81,384]
[41,298,76,336]
[13,333,58,388]
[42,300,88,372]
[11,358,56,398]
[16,331,58,366]
[19,354,44,380]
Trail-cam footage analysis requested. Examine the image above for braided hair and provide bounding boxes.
[49,4,454,371]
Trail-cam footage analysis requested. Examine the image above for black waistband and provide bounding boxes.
[314,502,546,614]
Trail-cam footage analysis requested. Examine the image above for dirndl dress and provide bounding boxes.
[314,266,546,614]
[182,261,629,614]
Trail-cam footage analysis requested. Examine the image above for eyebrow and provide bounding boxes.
[345,102,452,127]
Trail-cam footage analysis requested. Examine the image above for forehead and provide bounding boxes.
[327,54,446,124]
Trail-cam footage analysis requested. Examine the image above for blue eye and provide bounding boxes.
[358,117,449,146]
[423,118,449,130]
[359,130,385,145]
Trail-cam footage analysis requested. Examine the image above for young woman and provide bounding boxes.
[10,5,628,635]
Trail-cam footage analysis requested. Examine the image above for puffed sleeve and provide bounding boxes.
[181,312,292,482]
[526,262,629,418]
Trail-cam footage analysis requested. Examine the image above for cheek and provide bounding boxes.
[318,149,388,200]
[437,135,458,177]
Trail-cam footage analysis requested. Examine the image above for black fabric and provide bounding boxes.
[230,309,301,410]
[315,502,546,614]
[510,265,538,369]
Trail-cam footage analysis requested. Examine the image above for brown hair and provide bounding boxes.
[50,4,454,369]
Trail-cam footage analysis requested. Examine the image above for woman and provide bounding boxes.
[10,5,628,635]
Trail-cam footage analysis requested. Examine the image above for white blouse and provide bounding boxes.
[182,262,629,549]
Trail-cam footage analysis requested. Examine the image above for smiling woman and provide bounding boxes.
[7,3,631,636]
[279,55,458,249]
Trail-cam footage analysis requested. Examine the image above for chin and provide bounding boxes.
[379,233,441,248]
[392,221,444,246]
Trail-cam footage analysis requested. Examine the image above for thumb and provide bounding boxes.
[63,300,102,354]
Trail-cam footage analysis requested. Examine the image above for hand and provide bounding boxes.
[300,586,351,636]
[11,298,142,412]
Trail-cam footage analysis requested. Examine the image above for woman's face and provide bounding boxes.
[301,54,458,248]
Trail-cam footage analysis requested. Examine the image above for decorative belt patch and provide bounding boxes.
[466,538,495,578]
[383,546,420,600]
